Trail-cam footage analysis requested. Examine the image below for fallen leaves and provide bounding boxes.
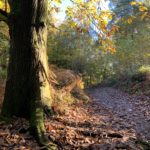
[0,86,149,149]
[0,118,39,150]
[44,94,148,149]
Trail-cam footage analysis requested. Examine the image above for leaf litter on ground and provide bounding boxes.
[0,87,150,149]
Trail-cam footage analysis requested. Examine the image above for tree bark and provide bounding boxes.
[1,0,55,149]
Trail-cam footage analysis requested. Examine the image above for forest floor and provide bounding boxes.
[0,86,150,150]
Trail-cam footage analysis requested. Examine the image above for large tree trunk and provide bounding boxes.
[1,0,55,149]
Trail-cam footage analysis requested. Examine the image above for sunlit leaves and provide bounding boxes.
[49,0,62,15]
[127,18,133,24]
[54,0,62,5]
[130,1,137,6]
[141,12,148,20]
[139,5,148,12]
[65,0,117,53]
[122,16,136,25]
[130,1,150,20]
[0,0,10,12]
[65,0,150,53]
[0,0,10,22]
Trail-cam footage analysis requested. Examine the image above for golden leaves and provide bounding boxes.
[0,0,10,12]
[53,0,62,5]
[130,0,149,20]
[139,6,148,12]
[141,12,148,20]
[65,0,149,53]
[130,1,137,6]
[127,18,132,24]
[66,0,117,53]
[126,16,136,24]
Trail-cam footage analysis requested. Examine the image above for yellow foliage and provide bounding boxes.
[0,0,10,12]
[130,1,149,21]
[78,80,84,89]
[138,66,150,74]
[141,12,148,20]
[130,1,137,6]
[53,0,61,5]
[144,53,150,57]
[127,18,132,24]
[139,6,148,12]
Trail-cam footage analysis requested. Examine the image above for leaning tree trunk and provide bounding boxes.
[1,0,55,149]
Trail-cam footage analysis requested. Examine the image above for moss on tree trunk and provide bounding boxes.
[1,0,56,149]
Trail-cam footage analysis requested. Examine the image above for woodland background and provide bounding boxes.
[0,0,150,149]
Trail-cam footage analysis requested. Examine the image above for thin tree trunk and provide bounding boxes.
[1,0,56,149]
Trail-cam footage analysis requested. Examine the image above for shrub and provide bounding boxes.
[138,65,150,74]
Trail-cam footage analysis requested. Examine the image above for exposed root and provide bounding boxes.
[30,107,57,150]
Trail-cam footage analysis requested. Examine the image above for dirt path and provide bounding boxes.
[45,87,150,149]
[88,87,150,142]
[0,87,150,150]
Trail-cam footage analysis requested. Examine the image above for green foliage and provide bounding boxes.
[105,0,150,82]
[0,0,149,87]
[47,22,116,86]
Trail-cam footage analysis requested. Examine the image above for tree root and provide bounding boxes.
[30,107,58,150]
